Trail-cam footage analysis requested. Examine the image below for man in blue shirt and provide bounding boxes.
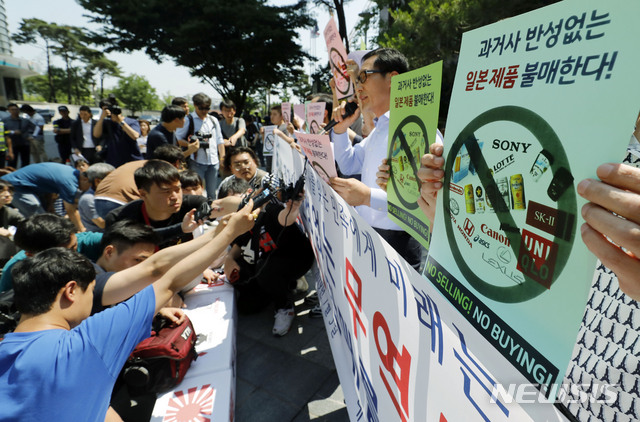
[1,162,92,230]
[0,202,255,422]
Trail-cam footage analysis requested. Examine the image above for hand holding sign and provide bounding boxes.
[578,162,640,300]
[417,143,445,226]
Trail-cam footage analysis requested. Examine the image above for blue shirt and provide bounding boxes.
[103,118,143,168]
[1,163,79,204]
[0,286,155,422]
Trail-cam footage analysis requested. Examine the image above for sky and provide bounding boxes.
[6,0,375,104]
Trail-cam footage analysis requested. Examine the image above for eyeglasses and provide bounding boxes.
[356,69,385,84]
[232,159,253,170]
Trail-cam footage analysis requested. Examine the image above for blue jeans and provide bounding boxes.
[12,190,45,217]
[188,160,220,200]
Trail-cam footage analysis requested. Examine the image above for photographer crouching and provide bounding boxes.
[93,95,143,167]
[223,173,313,337]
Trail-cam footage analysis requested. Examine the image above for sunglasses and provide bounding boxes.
[356,69,385,84]
[198,106,211,111]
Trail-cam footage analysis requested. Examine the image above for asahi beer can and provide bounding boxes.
[464,184,475,214]
[475,185,485,213]
[496,177,510,212]
[510,174,526,210]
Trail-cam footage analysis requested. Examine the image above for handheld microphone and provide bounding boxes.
[320,101,359,135]
[237,174,280,211]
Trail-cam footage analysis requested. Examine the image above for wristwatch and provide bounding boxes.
[119,121,125,127]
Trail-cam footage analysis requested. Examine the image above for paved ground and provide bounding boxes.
[235,264,350,422]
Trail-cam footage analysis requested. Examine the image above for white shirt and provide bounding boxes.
[175,112,224,165]
[27,113,45,138]
[81,120,94,148]
[332,111,444,231]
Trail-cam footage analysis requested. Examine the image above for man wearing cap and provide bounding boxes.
[53,106,73,163]
[20,105,47,163]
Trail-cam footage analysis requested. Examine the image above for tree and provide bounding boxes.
[12,18,61,102]
[313,0,353,52]
[111,74,159,116]
[78,0,313,115]
[23,66,94,104]
[88,55,121,100]
[372,0,560,125]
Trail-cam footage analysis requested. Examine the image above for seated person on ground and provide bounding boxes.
[0,202,255,421]
[0,214,102,293]
[179,170,205,197]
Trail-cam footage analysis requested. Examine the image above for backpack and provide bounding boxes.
[122,314,198,393]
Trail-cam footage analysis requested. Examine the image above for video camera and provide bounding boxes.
[107,104,122,116]
[190,131,212,149]
[238,172,305,211]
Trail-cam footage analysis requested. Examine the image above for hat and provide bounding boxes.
[58,105,69,112]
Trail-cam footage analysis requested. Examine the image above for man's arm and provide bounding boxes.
[115,115,139,140]
[93,109,107,139]
[63,201,86,232]
[152,201,255,312]
[102,204,251,306]
[228,118,246,146]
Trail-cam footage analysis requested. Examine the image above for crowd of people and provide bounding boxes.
[0,46,638,422]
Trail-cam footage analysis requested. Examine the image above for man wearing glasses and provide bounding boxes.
[329,48,441,271]
[176,93,225,200]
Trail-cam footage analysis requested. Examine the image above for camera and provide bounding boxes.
[190,131,212,149]
[237,173,305,211]
[107,105,122,116]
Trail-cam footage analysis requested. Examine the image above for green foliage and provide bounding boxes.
[374,0,560,125]
[111,74,159,116]
[12,17,120,105]
[78,0,313,115]
[23,66,94,104]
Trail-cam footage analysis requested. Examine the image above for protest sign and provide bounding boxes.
[427,0,640,397]
[306,102,325,134]
[323,18,354,100]
[296,133,337,183]
[294,104,306,122]
[262,125,276,157]
[281,102,291,124]
[386,61,442,249]
[271,138,567,422]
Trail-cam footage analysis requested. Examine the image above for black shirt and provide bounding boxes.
[104,195,207,249]
[147,124,175,159]
[53,117,72,146]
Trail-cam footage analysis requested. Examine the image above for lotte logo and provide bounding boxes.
[463,218,475,237]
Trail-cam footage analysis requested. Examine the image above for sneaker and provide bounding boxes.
[272,308,295,336]
[309,304,323,319]
[305,292,319,306]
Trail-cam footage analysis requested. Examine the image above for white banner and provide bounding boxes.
[273,138,568,421]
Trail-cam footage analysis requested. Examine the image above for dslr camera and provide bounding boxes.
[190,131,212,149]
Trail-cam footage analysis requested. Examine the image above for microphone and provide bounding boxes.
[319,101,359,135]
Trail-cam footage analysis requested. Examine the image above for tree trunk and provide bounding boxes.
[45,41,56,102]
[64,55,72,103]
[334,0,349,53]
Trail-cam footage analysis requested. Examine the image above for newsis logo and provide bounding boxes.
[489,383,618,405]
